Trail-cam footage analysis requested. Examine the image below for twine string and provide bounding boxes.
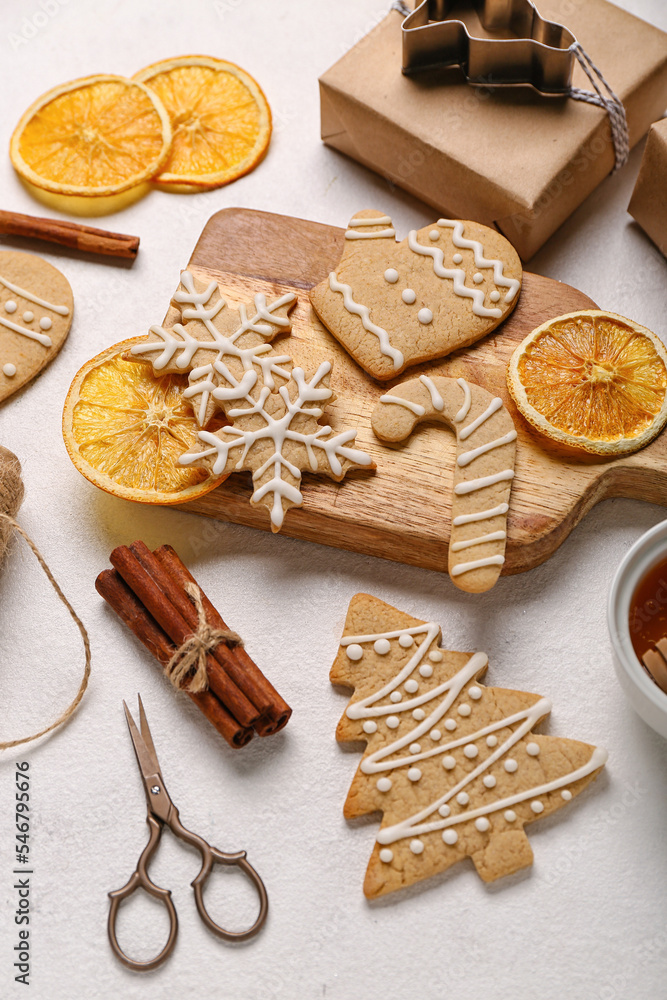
[164,581,243,694]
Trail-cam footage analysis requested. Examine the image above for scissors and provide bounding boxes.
[108,695,268,972]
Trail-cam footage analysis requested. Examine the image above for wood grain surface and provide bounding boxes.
[178,208,667,575]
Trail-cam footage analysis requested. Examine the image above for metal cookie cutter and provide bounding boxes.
[401,0,577,95]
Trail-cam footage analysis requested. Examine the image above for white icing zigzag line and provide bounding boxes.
[328,272,403,370]
[0,315,52,347]
[407,232,502,320]
[0,273,69,316]
[438,220,520,303]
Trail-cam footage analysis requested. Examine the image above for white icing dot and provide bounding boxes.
[489,290,501,302]
[374,638,391,655]
[377,777,392,792]
[561,789,572,801]
[407,767,422,782]
[442,829,458,845]
[429,729,441,741]
[419,663,433,677]
[444,719,457,731]
[428,650,443,662]
[458,704,471,717]
[409,839,424,854]
[475,817,490,832]
[390,691,402,703]
[386,716,400,729]
[473,273,483,284]
[409,742,421,755]
[22,311,34,323]
[398,633,414,648]
[486,735,498,747]
[456,792,469,806]
[401,288,416,304]
[504,759,518,773]
[3,363,16,377]
[483,775,496,789]
[452,253,462,264]
[526,742,540,756]
[39,316,52,331]
[429,229,440,241]
[531,800,544,814]
[345,644,363,661]
[418,307,433,324]
[412,708,425,721]
[504,810,517,822]
[463,745,478,759]
[379,848,394,863]
[384,268,399,283]
[443,755,456,770]
[438,804,451,817]
[363,720,377,734]
[468,686,482,700]
[404,679,419,694]
[4,300,17,313]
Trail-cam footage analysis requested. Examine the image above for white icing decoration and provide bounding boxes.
[561,790,572,801]
[409,839,424,854]
[387,716,400,729]
[443,756,456,769]
[348,215,393,227]
[374,638,391,655]
[531,801,544,814]
[438,804,450,817]
[475,817,490,832]
[428,650,443,662]
[399,634,414,648]
[483,775,496,788]
[412,708,425,720]
[490,291,501,302]
[526,742,540,756]
[419,375,444,411]
[444,719,457,731]
[450,531,507,552]
[401,288,416,304]
[4,300,16,313]
[419,664,433,677]
[0,314,52,348]
[443,829,458,845]
[469,686,482,700]
[410,743,421,754]
[390,692,403,703]
[418,308,433,324]
[456,792,469,805]
[379,393,425,417]
[363,721,378,734]
[464,745,478,759]
[452,253,462,264]
[405,680,419,694]
[430,729,441,741]
[429,230,440,241]
[504,810,516,822]
[408,768,422,782]
[457,430,517,467]
[3,363,16,377]
[408,231,502,319]
[345,229,395,240]
[473,273,483,284]
[384,268,399,283]
[452,503,509,526]
[0,274,69,315]
[459,397,504,441]
[39,317,52,331]
[453,378,472,423]
[380,848,394,862]
[377,777,392,792]
[437,219,520,303]
[328,272,403,369]
[486,735,498,747]
[451,556,506,577]
[454,470,515,495]
[504,759,518,773]
[458,704,471,717]
[22,311,34,323]
[346,644,363,661]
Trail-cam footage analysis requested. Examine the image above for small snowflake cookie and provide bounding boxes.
[310,210,522,380]
[331,594,607,899]
[0,251,72,399]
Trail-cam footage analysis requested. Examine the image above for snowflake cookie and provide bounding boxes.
[332,594,607,899]
[310,210,522,380]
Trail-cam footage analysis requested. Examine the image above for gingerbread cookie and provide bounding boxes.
[371,375,516,593]
[310,211,522,380]
[331,594,608,899]
[0,251,73,400]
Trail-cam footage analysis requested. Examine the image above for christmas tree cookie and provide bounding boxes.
[331,594,607,899]
[310,210,522,380]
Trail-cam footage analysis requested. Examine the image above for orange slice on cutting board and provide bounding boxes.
[507,310,667,456]
[10,75,171,200]
[63,339,227,504]
[134,55,271,191]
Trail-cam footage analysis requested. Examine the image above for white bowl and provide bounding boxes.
[608,519,667,739]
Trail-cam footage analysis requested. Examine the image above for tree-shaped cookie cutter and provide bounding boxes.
[401,0,577,95]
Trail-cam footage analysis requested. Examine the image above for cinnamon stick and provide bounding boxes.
[0,210,139,259]
[109,545,260,729]
[95,569,252,749]
[154,544,292,734]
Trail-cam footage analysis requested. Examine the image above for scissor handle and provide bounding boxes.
[171,814,269,942]
[107,815,178,972]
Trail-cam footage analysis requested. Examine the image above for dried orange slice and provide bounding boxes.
[63,339,226,504]
[134,55,271,190]
[10,75,171,197]
[508,310,667,456]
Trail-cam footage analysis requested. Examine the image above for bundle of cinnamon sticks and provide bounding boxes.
[96,542,291,748]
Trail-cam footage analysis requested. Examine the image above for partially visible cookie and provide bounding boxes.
[0,251,73,400]
[310,210,522,380]
[331,593,608,899]
[371,374,516,593]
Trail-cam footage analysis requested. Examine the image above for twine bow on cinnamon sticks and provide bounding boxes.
[96,542,291,749]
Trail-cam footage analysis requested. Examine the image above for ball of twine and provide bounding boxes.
[0,447,91,750]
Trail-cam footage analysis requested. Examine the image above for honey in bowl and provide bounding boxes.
[629,555,667,693]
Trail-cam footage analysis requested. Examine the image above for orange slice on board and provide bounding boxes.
[63,339,226,504]
[134,55,271,190]
[507,310,667,456]
[10,75,171,197]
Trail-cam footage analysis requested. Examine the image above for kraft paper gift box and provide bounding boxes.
[319,0,667,259]
[629,118,667,257]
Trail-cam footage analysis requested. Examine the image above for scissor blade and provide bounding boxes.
[123,699,160,784]
[137,693,160,769]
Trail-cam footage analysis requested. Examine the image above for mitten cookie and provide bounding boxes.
[310,211,522,380]
[332,594,607,899]
[372,375,516,593]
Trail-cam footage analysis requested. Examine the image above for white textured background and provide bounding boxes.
[0,1,666,998]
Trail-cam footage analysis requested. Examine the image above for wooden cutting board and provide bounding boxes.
[179,208,666,575]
